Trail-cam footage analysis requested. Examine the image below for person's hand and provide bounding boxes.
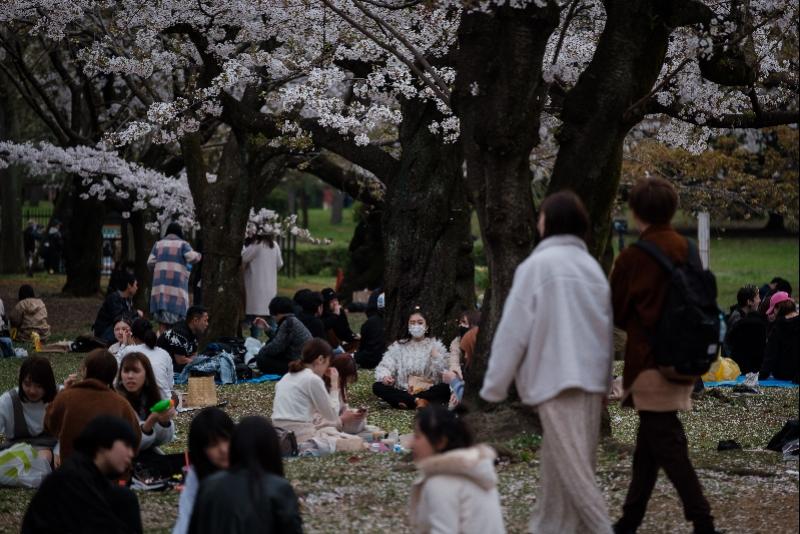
[63,373,78,389]
[431,347,440,358]
[122,330,131,346]
[442,370,457,384]
[381,375,395,386]
[157,407,176,426]
[53,454,61,469]
[143,412,159,434]
[253,317,268,329]
[449,393,460,408]
[326,367,340,388]
[332,301,342,315]
[340,409,362,427]
[176,354,194,366]
[136,309,144,317]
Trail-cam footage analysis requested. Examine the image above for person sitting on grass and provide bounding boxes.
[271,338,363,453]
[92,271,142,345]
[354,290,386,369]
[45,349,141,464]
[254,296,312,375]
[760,292,799,383]
[0,297,13,357]
[172,407,234,534]
[9,284,50,342]
[21,415,142,534]
[187,416,302,534]
[409,405,505,534]
[324,353,369,434]
[115,352,176,452]
[108,318,134,360]
[724,285,767,387]
[119,318,174,401]
[373,307,449,410]
[0,355,58,464]
[157,306,209,373]
[321,287,358,348]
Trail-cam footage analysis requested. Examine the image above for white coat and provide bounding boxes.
[409,444,506,534]
[480,235,613,407]
[242,242,283,316]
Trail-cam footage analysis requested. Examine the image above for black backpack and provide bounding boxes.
[633,239,721,379]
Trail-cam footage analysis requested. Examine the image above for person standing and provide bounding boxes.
[480,191,614,534]
[148,222,201,330]
[21,415,142,534]
[241,234,283,338]
[610,177,717,534]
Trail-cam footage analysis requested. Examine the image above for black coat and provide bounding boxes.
[725,311,768,374]
[321,310,356,343]
[297,311,326,339]
[188,468,302,534]
[760,316,800,383]
[21,452,142,534]
[354,313,386,369]
[92,291,138,342]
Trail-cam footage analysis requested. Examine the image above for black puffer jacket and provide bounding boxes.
[188,468,302,534]
[760,315,799,383]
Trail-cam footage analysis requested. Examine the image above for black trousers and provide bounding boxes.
[256,354,290,375]
[372,382,450,409]
[617,411,713,531]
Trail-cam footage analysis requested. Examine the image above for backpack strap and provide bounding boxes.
[634,238,703,272]
[8,389,32,440]
[632,240,675,273]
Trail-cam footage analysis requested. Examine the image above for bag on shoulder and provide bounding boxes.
[273,427,298,457]
[633,239,721,380]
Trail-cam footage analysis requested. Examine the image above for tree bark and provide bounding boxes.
[330,189,344,225]
[130,210,156,311]
[0,71,24,274]
[548,0,712,261]
[182,131,287,341]
[341,205,384,302]
[381,96,475,343]
[454,3,559,399]
[57,176,105,296]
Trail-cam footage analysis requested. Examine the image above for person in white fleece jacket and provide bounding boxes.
[480,191,614,534]
[409,405,505,534]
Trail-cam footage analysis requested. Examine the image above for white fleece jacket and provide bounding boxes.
[409,444,505,534]
[480,235,613,407]
[375,338,448,390]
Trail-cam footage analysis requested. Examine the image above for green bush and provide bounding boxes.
[293,246,350,275]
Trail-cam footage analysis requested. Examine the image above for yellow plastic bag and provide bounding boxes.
[702,357,741,382]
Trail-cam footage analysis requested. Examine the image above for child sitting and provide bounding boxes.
[9,285,50,342]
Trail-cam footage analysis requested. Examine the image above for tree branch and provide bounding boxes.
[303,151,386,206]
[648,101,799,128]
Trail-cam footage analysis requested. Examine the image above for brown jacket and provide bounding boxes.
[45,378,141,460]
[610,225,693,412]
[9,298,50,341]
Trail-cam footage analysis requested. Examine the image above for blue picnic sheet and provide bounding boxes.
[704,375,798,388]
[241,374,282,384]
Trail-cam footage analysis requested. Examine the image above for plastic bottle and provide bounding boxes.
[31,332,41,352]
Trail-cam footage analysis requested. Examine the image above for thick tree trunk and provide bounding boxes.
[454,4,559,400]
[382,97,475,342]
[58,176,105,296]
[341,205,384,302]
[330,189,344,225]
[764,212,786,233]
[0,72,24,273]
[548,0,712,261]
[183,131,286,341]
[130,210,155,312]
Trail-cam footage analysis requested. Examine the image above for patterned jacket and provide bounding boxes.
[147,234,201,318]
[375,337,448,391]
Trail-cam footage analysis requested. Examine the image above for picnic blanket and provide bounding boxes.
[704,375,798,388]
[241,374,281,384]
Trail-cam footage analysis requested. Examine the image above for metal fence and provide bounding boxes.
[22,206,53,228]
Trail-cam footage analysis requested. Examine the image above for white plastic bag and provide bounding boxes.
[0,443,51,488]
[243,336,263,365]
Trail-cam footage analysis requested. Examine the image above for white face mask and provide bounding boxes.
[408,324,426,339]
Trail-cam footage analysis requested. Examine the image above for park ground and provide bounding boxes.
[0,234,798,533]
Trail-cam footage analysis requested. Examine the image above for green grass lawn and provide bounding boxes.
[296,207,357,249]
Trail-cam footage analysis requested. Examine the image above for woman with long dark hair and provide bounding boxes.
[115,352,175,451]
[187,416,302,533]
[118,318,174,401]
[172,407,234,534]
[373,307,449,409]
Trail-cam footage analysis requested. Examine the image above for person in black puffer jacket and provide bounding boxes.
[255,297,312,375]
[760,293,799,383]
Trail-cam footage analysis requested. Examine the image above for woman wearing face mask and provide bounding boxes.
[115,353,176,452]
[172,407,234,534]
[409,405,505,534]
[373,308,450,409]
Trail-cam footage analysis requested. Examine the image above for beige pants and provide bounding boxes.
[529,389,613,534]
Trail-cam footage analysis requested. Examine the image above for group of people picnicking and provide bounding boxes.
[1,177,798,533]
